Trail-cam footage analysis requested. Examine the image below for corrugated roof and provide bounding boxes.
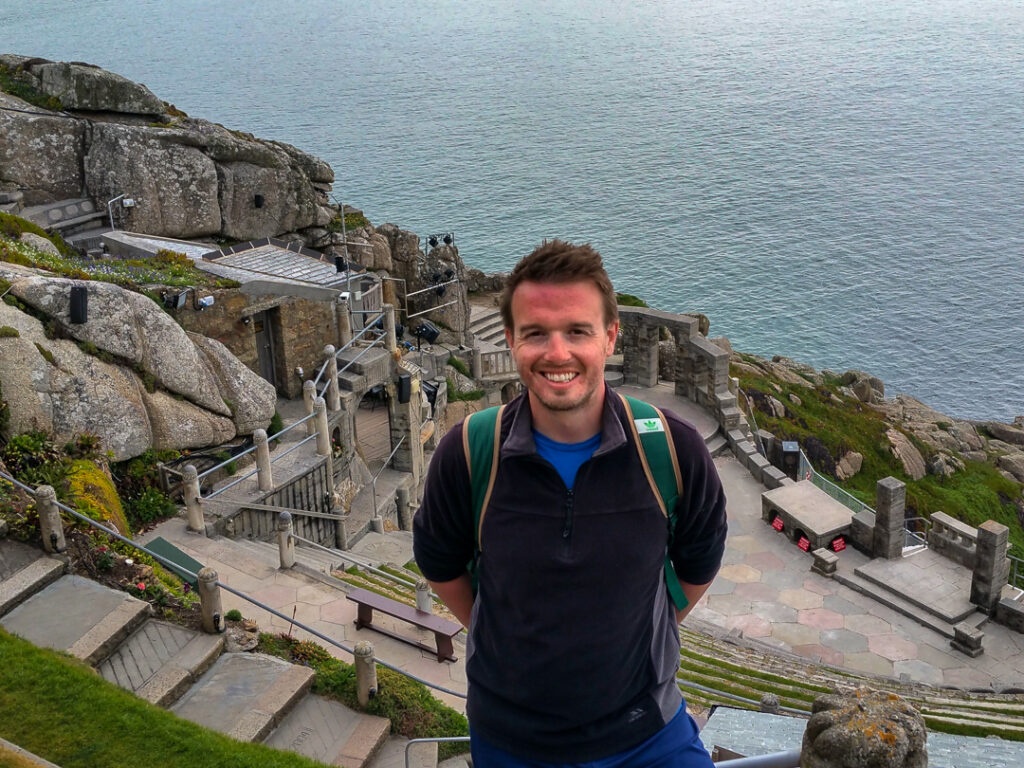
[210,244,353,288]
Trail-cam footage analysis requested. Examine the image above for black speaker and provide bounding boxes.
[421,380,438,407]
[414,321,440,344]
[397,373,411,404]
[334,255,347,273]
[395,323,405,339]
[69,285,88,324]
[254,193,264,209]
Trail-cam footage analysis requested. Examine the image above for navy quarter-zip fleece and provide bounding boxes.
[413,391,727,762]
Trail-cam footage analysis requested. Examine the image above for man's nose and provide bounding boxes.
[543,332,572,361]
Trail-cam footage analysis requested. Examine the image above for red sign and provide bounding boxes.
[832,536,846,552]
[771,516,784,531]
[797,536,811,551]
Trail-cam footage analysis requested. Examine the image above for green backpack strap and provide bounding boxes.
[619,394,689,612]
[462,405,505,589]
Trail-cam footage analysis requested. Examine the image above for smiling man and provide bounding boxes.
[413,240,727,767]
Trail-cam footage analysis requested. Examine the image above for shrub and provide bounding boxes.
[224,609,243,622]
[126,487,176,527]
[447,355,471,377]
[268,411,284,437]
[67,459,129,536]
[0,64,62,110]
[446,378,484,402]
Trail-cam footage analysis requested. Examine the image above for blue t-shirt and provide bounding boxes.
[533,430,601,490]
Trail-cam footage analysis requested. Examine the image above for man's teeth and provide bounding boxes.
[544,373,576,382]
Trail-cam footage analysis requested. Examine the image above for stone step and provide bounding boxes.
[0,540,66,616]
[604,371,624,387]
[338,346,392,379]
[437,756,472,768]
[98,619,225,706]
[349,530,416,571]
[49,210,107,235]
[338,370,367,393]
[233,534,342,575]
[21,198,98,228]
[832,568,981,641]
[706,431,729,457]
[267,693,390,768]
[65,225,112,249]
[853,562,977,624]
[171,652,314,742]
[371,735,439,768]
[605,354,624,372]
[0,574,151,665]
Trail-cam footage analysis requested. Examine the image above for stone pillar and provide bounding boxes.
[324,345,340,412]
[415,579,432,613]
[35,485,65,553]
[277,512,295,569]
[802,690,927,768]
[354,640,377,705]
[759,693,780,714]
[629,322,659,387]
[335,517,349,551]
[303,380,316,437]
[971,520,1010,613]
[182,464,204,534]
[254,429,273,492]
[384,303,397,353]
[388,373,424,484]
[337,297,352,347]
[472,348,482,379]
[396,487,413,531]
[198,567,224,634]
[314,397,330,456]
[873,476,906,559]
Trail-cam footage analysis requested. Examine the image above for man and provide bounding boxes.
[413,240,727,766]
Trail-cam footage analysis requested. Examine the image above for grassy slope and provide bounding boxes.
[0,629,327,768]
[735,364,1024,552]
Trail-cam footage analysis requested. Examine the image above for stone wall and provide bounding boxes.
[927,511,977,568]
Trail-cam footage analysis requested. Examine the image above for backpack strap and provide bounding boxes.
[619,394,689,612]
[462,405,505,552]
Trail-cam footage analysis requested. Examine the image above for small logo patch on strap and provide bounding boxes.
[634,417,664,434]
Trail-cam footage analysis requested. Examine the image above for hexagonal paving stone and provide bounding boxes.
[868,633,919,662]
[706,594,753,615]
[802,578,834,596]
[916,641,964,671]
[843,613,893,636]
[728,535,766,554]
[893,659,944,686]
[778,588,823,610]
[706,578,736,596]
[751,601,798,623]
[798,608,844,630]
[822,594,864,614]
[724,614,772,639]
[718,564,762,584]
[791,643,845,667]
[745,552,787,572]
[819,628,869,653]
[733,582,779,602]
[770,622,821,648]
[843,652,893,677]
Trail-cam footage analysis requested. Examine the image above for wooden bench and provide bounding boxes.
[346,587,462,663]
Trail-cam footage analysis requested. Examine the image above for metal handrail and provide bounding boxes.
[311,312,387,387]
[1008,549,1024,592]
[196,442,257,480]
[0,469,467,700]
[371,435,406,518]
[903,516,932,549]
[741,390,768,457]
[270,412,315,441]
[204,465,259,498]
[267,432,318,463]
[675,678,809,716]
[797,449,874,516]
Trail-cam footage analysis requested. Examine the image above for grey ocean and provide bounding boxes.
[3,0,1022,421]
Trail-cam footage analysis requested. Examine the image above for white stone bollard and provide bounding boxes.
[354,640,377,705]
[324,345,340,411]
[254,428,273,492]
[370,516,384,533]
[314,397,330,456]
[182,464,204,534]
[303,380,316,437]
[384,303,397,353]
[277,511,295,569]
[198,567,224,634]
[415,579,433,614]
[35,485,65,553]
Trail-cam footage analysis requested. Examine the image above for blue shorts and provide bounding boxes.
[469,704,714,768]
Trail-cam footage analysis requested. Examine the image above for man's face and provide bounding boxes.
[505,279,618,420]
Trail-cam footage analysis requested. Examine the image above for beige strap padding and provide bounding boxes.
[461,412,473,477]
[619,393,667,519]
[476,404,505,551]
[656,404,684,498]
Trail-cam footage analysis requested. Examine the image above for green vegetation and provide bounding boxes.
[735,366,1024,552]
[0,64,62,111]
[615,292,648,308]
[225,608,244,622]
[327,211,370,233]
[268,411,284,437]
[113,448,181,530]
[0,326,19,338]
[257,633,469,759]
[446,378,484,403]
[33,343,54,364]
[0,628,327,768]
[0,212,75,257]
[447,355,471,377]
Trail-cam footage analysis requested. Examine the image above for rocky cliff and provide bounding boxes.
[0,260,276,460]
[0,55,335,241]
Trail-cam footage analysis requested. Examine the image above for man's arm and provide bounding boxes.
[675,579,714,624]
[428,573,474,628]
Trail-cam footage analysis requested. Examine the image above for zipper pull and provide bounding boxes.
[562,489,574,538]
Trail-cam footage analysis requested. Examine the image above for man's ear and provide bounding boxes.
[605,321,619,355]
[505,326,514,348]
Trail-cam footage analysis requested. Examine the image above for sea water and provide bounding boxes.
[2,0,1021,421]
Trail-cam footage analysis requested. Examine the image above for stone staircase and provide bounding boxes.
[0,537,447,768]
[467,305,506,350]
[20,197,112,254]
[336,346,393,395]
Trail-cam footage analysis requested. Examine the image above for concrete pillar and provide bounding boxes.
[335,517,349,551]
[384,303,397,353]
[370,516,384,533]
[277,512,295,569]
[803,690,927,768]
[472,347,482,379]
[324,345,340,412]
[759,693,780,714]
[314,397,330,456]
[182,464,204,534]
[303,380,316,437]
[415,579,432,613]
[971,520,1010,613]
[873,476,906,559]
[354,640,377,705]
[254,429,273,492]
[198,567,224,634]
[35,485,65,553]
[396,487,413,531]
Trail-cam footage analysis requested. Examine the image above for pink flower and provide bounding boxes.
[137,582,146,591]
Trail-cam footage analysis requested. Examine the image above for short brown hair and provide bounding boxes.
[499,240,618,331]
